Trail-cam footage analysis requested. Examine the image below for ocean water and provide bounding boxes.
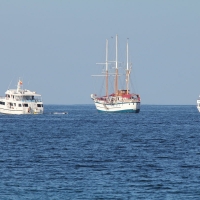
[0,105,200,199]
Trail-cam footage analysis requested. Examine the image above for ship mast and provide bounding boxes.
[105,39,108,97]
[17,79,22,92]
[115,34,118,95]
[126,39,130,94]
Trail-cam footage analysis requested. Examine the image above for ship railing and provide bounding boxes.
[21,99,42,102]
[119,98,140,103]
[13,99,42,102]
[132,99,140,102]
[0,99,42,102]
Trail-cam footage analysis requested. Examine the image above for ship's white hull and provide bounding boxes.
[0,109,43,115]
[0,102,43,115]
[94,101,140,113]
[197,99,200,112]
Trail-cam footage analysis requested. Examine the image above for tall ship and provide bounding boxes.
[0,79,44,114]
[91,35,141,113]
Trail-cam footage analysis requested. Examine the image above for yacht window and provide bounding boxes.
[23,104,28,107]
[37,104,41,107]
[0,101,5,105]
[10,103,13,106]
[23,96,31,100]
[18,104,22,107]
[14,103,16,106]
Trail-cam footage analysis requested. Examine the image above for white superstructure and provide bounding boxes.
[0,80,44,114]
[91,35,140,113]
[197,96,200,112]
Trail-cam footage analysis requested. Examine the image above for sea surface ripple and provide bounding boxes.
[0,105,200,199]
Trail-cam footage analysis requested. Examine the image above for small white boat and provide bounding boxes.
[91,35,141,113]
[53,112,68,115]
[0,79,44,114]
[197,96,200,112]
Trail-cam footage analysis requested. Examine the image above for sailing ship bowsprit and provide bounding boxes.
[91,35,141,113]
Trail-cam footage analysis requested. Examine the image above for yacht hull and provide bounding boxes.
[0,79,43,115]
[94,101,140,113]
[197,99,200,112]
[0,103,43,115]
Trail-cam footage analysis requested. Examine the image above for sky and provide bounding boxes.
[0,0,200,105]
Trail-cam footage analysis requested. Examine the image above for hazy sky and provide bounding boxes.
[0,0,200,105]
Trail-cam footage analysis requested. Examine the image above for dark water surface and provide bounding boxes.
[0,105,200,199]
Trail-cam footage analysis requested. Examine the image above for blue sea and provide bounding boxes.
[0,105,200,199]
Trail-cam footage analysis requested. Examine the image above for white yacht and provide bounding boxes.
[197,96,200,112]
[0,80,44,114]
[91,35,140,113]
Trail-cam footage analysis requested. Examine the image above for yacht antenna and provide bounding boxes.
[7,79,13,90]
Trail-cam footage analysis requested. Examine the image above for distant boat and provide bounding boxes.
[91,35,141,113]
[0,79,44,114]
[53,112,68,115]
[197,96,200,112]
